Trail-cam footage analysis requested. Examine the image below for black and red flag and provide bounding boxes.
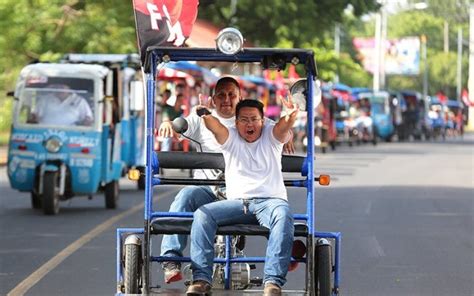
[132,0,199,64]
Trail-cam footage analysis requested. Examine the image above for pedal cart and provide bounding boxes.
[116,28,341,295]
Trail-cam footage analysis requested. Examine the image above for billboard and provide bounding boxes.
[353,36,420,75]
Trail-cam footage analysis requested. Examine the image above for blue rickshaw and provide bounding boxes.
[62,54,147,189]
[7,63,130,214]
[366,91,395,142]
[116,29,341,295]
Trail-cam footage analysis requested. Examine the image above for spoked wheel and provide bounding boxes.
[124,242,142,294]
[105,180,119,209]
[314,238,332,296]
[42,171,60,215]
[31,191,42,209]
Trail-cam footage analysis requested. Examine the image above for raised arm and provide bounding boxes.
[197,94,229,144]
[273,95,299,143]
[201,112,229,144]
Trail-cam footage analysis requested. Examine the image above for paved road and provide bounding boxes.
[0,135,472,295]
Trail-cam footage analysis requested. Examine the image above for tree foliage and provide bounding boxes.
[198,0,380,47]
[0,0,137,89]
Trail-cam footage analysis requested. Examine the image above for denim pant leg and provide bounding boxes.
[160,186,216,257]
[190,199,256,284]
[252,198,294,287]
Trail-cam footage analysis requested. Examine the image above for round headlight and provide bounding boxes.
[45,137,62,153]
[216,28,244,55]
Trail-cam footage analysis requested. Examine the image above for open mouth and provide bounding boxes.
[246,128,255,136]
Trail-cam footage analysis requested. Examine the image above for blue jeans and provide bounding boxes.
[190,198,294,287]
[160,186,216,257]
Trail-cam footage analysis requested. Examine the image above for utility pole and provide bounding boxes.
[373,12,382,91]
[380,5,387,89]
[456,28,462,101]
[334,23,340,83]
[422,35,428,101]
[468,4,474,131]
[444,20,449,53]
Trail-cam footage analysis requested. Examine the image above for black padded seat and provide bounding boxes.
[150,217,308,237]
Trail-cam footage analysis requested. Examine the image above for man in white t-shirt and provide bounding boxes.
[158,77,295,284]
[186,98,298,296]
[31,84,93,126]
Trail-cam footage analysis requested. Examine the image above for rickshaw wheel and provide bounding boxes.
[315,239,332,296]
[31,192,42,209]
[42,172,60,215]
[124,243,142,294]
[105,180,119,209]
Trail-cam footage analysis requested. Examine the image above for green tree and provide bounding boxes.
[198,0,380,47]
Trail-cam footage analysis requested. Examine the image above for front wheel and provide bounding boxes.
[315,239,332,296]
[42,171,60,215]
[124,243,142,294]
[105,180,119,209]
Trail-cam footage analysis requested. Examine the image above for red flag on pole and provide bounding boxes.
[132,0,199,64]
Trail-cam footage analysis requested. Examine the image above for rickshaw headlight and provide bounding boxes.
[44,137,62,153]
[216,28,244,55]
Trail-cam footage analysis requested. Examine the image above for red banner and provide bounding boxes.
[132,0,199,64]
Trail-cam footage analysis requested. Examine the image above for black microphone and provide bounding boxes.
[172,117,189,134]
[172,117,202,152]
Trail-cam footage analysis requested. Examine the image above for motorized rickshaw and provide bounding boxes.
[348,88,378,145]
[397,90,429,141]
[357,90,395,142]
[331,83,357,147]
[7,62,131,214]
[62,53,147,189]
[445,99,464,137]
[116,29,341,295]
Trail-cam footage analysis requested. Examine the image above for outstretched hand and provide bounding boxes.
[196,93,212,117]
[279,94,299,120]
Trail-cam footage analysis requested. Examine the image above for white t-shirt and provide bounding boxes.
[220,123,287,200]
[183,109,274,181]
[36,93,92,126]
[183,109,235,180]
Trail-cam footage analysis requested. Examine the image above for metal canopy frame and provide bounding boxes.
[116,45,340,296]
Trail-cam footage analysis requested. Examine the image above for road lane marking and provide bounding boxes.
[368,235,386,258]
[7,202,145,296]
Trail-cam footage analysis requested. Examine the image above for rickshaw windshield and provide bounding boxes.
[15,78,95,128]
[371,103,384,114]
